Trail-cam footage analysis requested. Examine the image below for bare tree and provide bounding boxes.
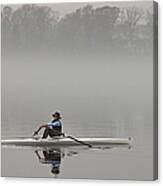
[125,7,144,29]
[117,6,144,53]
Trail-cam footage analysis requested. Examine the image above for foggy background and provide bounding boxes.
[1,1,154,131]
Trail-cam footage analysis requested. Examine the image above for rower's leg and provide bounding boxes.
[43,128,63,138]
[42,128,49,139]
[49,129,59,137]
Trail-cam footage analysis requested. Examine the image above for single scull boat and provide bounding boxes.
[1,137,132,147]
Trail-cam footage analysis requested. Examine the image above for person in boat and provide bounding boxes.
[33,112,63,138]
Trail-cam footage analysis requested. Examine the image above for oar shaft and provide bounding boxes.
[67,135,92,148]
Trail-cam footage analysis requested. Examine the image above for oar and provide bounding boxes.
[66,135,92,148]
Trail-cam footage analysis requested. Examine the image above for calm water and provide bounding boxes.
[1,121,153,180]
[1,57,154,180]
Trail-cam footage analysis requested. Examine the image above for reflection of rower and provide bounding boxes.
[35,148,64,175]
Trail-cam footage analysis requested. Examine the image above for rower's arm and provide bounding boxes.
[40,124,48,128]
[37,125,47,131]
[33,124,48,136]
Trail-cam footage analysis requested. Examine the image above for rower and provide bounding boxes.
[33,112,63,139]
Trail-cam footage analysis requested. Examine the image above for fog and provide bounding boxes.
[2,55,153,134]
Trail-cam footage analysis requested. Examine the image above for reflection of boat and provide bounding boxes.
[1,137,132,147]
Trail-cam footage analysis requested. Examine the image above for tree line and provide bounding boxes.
[1,4,154,58]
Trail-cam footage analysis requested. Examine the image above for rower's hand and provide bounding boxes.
[33,131,38,136]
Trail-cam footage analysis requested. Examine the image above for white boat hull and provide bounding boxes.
[1,137,131,147]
